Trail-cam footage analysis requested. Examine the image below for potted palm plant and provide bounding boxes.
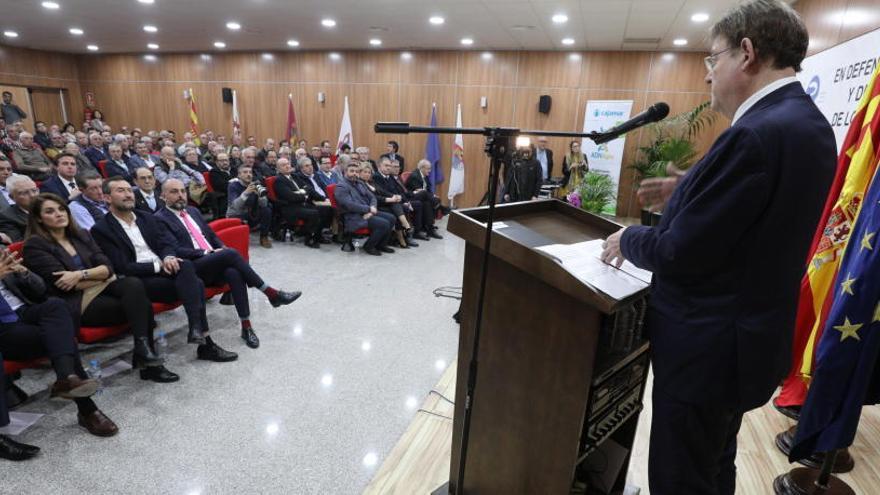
[567,171,617,215]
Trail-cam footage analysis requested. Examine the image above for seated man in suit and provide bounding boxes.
[156,179,301,348]
[91,176,236,362]
[0,175,38,242]
[372,157,419,246]
[208,152,233,218]
[0,158,15,208]
[387,160,433,241]
[404,159,443,239]
[39,153,80,202]
[68,172,109,231]
[44,132,67,161]
[11,132,51,181]
[315,156,336,188]
[63,142,97,176]
[104,143,134,183]
[227,165,273,249]
[83,132,108,169]
[253,150,278,181]
[274,158,333,249]
[133,167,164,213]
[379,140,405,172]
[334,161,395,256]
[129,141,158,171]
[0,352,41,460]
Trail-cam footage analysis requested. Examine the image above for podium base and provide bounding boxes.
[431,481,450,495]
[773,468,855,495]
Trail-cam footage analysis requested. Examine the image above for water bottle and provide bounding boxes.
[156,332,169,359]
[87,359,104,397]
[353,238,362,249]
[284,230,293,243]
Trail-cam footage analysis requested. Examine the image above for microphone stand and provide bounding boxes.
[374,122,606,494]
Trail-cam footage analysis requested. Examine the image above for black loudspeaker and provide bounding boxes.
[538,94,552,114]
[221,87,233,103]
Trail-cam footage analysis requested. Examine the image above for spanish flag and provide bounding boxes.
[188,87,202,146]
[776,65,880,407]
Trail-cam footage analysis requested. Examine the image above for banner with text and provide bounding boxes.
[581,100,633,215]
[797,28,880,152]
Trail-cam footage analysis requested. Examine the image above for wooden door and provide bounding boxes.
[0,85,34,132]
[29,88,66,128]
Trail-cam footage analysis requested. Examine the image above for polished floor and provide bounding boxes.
[0,218,463,494]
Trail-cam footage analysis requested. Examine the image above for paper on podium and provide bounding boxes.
[535,239,652,300]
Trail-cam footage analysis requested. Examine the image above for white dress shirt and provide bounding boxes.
[0,281,25,311]
[112,212,163,273]
[140,190,157,210]
[171,207,206,250]
[731,76,799,126]
[59,174,78,194]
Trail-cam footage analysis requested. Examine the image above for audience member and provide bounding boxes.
[227,165,272,248]
[23,193,177,383]
[33,122,51,150]
[83,133,109,168]
[405,160,443,239]
[254,150,277,181]
[12,132,52,181]
[274,158,332,248]
[64,142,96,175]
[130,141,157,170]
[45,132,67,160]
[209,152,233,217]
[228,145,243,169]
[39,153,80,201]
[308,146,322,169]
[503,146,542,202]
[360,163,418,249]
[561,140,589,193]
[133,167,164,213]
[0,159,14,208]
[380,140,405,171]
[387,160,434,241]
[0,92,27,124]
[0,352,41,460]
[89,110,107,132]
[105,143,135,183]
[0,175,38,242]
[155,146,204,187]
[182,147,209,173]
[256,138,276,162]
[61,123,77,143]
[316,156,336,188]
[68,172,109,231]
[533,137,555,183]
[334,162,394,256]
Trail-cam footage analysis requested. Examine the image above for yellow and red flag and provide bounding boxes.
[286,93,298,143]
[187,87,202,146]
[776,65,880,406]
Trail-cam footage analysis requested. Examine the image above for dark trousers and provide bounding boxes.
[232,195,273,236]
[192,249,264,319]
[281,204,333,239]
[363,212,394,249]
[408,200,427,231]
[81,277,156,344]
[649,386,743,495]
[140,260,208,332]
[411,192,437,231]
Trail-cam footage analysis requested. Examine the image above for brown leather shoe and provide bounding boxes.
[260,235,273,248]
[51,375,98,399]
[78,410,119,437]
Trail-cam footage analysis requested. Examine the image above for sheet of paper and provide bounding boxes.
[0,412,44,436]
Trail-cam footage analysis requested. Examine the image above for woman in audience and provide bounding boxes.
[358,163,415,248]
[89,110,107,132]
[61,122,77,143]
[561,140,589,194]
[182,147,210,173]
[155,146,205,187]
[23,193,179,383]
[229,145,243,169]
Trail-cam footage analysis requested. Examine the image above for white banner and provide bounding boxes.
[797,28,880,152]
[581,100,633,215]
[448,103,465,203]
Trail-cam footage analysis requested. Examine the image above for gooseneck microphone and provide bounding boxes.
[592,102,670,144]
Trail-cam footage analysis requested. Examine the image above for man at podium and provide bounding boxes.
[600,1,836,493]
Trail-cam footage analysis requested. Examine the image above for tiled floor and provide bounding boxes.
[1,219,463,494]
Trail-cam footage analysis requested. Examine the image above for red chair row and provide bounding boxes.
[263,176,306,240]
[326,183,370,252]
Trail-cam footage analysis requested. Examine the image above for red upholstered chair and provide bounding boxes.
[216,224,250,261]
[400,171,412,185]
[97,160,109,178]
[264,176,305,242]
[208,218,243,233]
[326,183,370,252]
[203,172,214,193]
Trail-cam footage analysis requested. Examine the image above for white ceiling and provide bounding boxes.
[0,0,796,54]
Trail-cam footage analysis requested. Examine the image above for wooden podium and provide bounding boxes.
[442,199,651,494]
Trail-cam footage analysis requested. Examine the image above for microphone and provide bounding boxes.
[592,102,669,144]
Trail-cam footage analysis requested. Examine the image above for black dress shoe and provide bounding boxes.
[305,238,321,249]
[413,232,430,241]
[269,290,302,308]
[139,365,180,383]
[0,434,39,461]
[197,341,238,362]
[428,231,444,239]
[241,327,260,349]
[188,327,206,345]
[363,247,382,256]
[772,398,801,420]
[219,292,234,305]
[132,337,163,368]
[406,239,419,248]
[378,246,395,254]
[318,237,332,244]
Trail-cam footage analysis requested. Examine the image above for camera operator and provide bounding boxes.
[226,164,273,248]
[502,145,542,203]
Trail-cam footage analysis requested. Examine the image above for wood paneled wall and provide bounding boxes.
[0,44,84,124]
[795,0,880,56]
[75,50,724,214]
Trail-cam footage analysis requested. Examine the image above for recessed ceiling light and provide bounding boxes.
[329,52,341,61]
[286,39,299,47]
[213,41,226,48]
[143,25,157,33]
[41,1,60,10]
[261,53,274,60]
[429,16,445,25]
[569,53,581,61]
[481,52,492,60]
[147,43,159,49]
[321,18,336,28]
[87,44,99,51]
[552,14,568,24]
[137,0,155,4]
[226,21,241,30]
[673,38,688,46]
[3,31,18,38]
[562,37,575,45]
[400,51,412,60]
[69,27,83,35]
[460,37,473,46]
[691,13,709,23]
[143,54,157,61]
[369,38,382,46]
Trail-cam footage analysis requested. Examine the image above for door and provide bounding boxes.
[29,88,66,128]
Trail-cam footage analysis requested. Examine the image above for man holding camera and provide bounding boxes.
[226,165,273,248]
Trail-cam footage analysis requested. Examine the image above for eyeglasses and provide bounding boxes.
[704,47,734,71]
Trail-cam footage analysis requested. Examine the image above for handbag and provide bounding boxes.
[80,274,117,313]
[188,180,208,205]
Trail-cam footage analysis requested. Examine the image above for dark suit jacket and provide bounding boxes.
[133,188,165,214]
[91,211,177,278]
[274,173,322,207]
[333,178,376,232]
[22,231,114,320]
[405,170,431,194]
[153,206,223,259]
[0,270,47,307]
[0,205,28,242]
[209,168,233,197]
[105,158,134,182]
[620,82,836,410]
[380,153,405,172]
[534,147,554,180]
[39,175,75,201]
[84,146,108,168]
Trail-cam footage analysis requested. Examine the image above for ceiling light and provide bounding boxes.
[143,25,158,33]
[3,31,18,38]
[87,44,99,51]
[481,52,492,60]
[226,21,241,30]
[369,38,382,46]
[41,1,60,10]
[143,54,157,61]
[286,39,299,47]
[552,14,568,24]
[137,0,155,3]
[147,43,159,49]
[460,37,473,46]
[562,37,575,45]
[261,53,274,60]
[69,27,83,35]
[213,41,226,48]
[329,52,341,61]
[321,18,336,28]
[429,16,445,25]
[673,38,688,46]
[568,53,581,61]
[691,13,709,23]
[400,51,412,60]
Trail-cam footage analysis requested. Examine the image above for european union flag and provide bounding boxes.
[426,105,443,192]
[789,169,880,461]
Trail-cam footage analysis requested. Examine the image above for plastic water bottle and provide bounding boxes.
[284,230,293,243]
[87,360,103,397]
[156,332,169,359]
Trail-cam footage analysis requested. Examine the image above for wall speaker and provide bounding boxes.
[538,94,552,114]
[221,87,233,103]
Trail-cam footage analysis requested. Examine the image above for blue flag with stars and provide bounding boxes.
[790,172,880,461]
[426,105,443,192]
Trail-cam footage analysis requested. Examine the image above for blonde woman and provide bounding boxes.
[561,140,589,194]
